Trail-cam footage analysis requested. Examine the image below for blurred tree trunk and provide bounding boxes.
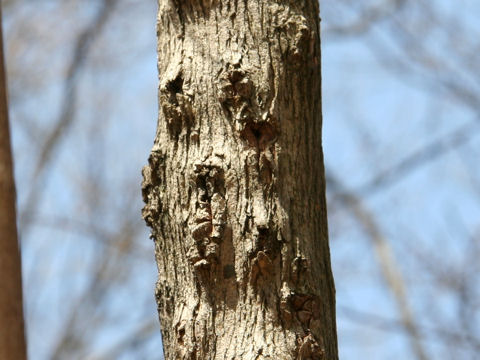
[0,6,27,360]
[142,1,337,358]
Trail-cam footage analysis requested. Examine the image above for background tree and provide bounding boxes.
[0,4,26,359]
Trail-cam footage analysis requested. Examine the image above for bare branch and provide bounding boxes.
[325,0,407,38]
[19,0,117,233]
[339,305,480,351]
[327,172,429,360]
[347,120,480,198]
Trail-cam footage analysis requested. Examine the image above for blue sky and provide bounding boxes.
[4,1,480,359]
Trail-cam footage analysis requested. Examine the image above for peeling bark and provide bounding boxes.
[142,1,337,358]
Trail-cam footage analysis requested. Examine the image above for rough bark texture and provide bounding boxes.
[142,1,337,358]
[0,5,27,359]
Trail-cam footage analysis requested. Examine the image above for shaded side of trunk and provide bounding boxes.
[142,1,337,358]
[0,6,27,360]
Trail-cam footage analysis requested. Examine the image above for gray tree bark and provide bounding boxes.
[142,1,337,358]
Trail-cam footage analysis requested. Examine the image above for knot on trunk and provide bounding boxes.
[217,61,278,151]
[141,151,165,230]
[160,70,195,139]
[187,157,227,284]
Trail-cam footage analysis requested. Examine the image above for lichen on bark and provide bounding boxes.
[142,1,338,359]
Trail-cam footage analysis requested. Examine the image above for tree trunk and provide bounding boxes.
[142,1,337,358]
[0,5,27,360]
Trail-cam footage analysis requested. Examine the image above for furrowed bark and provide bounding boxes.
[142,1,337,358]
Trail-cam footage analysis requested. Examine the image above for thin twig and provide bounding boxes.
[328,173,429,360]
[19,0,117,234]
[346,120,480,199]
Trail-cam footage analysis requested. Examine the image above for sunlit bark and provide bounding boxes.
[143,1,337,358]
